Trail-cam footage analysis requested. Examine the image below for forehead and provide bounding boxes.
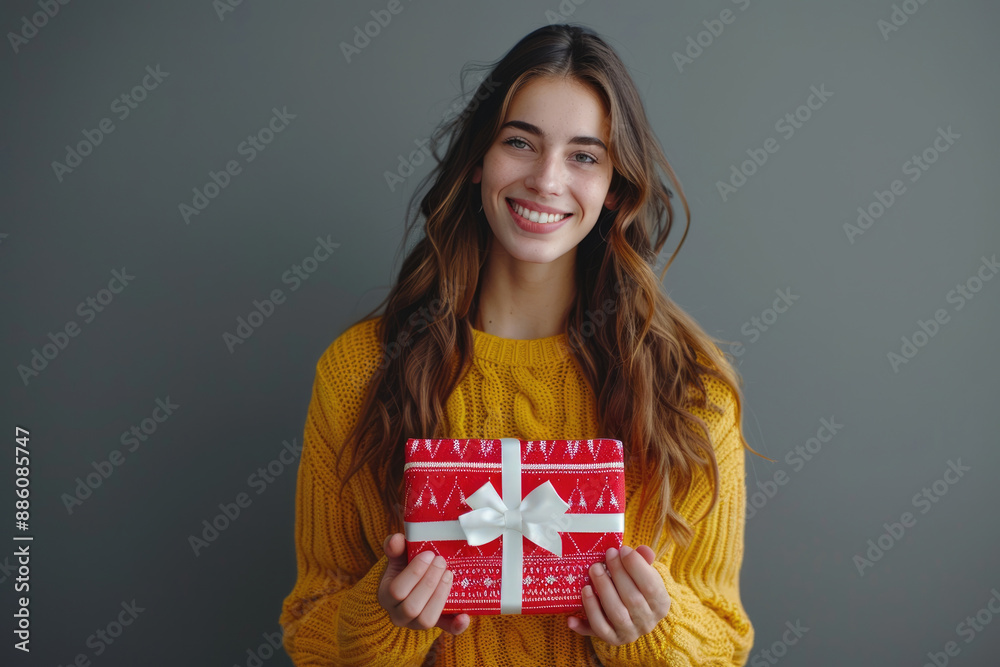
[503,76,610,140]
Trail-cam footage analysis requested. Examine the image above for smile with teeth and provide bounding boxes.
[507,199,572,224]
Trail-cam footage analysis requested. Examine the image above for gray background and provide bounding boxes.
[2,0,999,665]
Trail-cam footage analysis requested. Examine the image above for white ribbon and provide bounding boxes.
[458,479,570,557]
[403,438,625,614]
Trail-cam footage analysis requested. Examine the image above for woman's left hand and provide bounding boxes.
[566,544,672,645]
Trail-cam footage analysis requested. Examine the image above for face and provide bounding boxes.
[472,75,616,265]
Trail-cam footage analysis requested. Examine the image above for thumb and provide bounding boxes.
[383,533,408,577]
[437,613,471,636]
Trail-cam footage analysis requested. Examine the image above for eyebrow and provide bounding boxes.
[500,120,608,151]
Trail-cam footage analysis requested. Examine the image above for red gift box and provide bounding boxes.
[403,438,625,615]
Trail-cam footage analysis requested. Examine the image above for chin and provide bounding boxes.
[506,241,572,264]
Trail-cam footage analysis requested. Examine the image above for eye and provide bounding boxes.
[573,153,598,165]
[502,136,530,150]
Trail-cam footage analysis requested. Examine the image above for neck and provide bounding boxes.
[474,246,576,339]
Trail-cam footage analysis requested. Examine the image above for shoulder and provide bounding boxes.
[686,346,742,454]
[315,316,385,398]
[692,347,737,408]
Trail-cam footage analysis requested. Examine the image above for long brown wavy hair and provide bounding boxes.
[336,24,771,561]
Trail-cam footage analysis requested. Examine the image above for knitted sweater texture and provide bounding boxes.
[278,317,754,666]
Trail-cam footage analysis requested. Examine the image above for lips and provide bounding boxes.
[505,198,571,224]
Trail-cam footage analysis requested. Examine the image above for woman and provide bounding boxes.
[279,23,768,666]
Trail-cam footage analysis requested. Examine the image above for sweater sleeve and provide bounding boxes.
[592,380,755,667]
[278,334,443,666]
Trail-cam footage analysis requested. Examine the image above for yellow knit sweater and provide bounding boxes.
[278,316,754,666]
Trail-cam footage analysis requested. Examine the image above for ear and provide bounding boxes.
[604,188,620,211]
[472,164,482,184]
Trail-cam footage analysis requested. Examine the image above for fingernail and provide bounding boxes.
[608,547,619,559]
[418,551,435,563]
[433,555,446,568]
[592,562,604,577]
[620,545,633,557]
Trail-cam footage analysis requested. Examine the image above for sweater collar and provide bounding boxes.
[470,325,570,367]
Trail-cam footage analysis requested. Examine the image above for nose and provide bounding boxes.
[524,152,565,197]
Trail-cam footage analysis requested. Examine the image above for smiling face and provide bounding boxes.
[472,75,616,266]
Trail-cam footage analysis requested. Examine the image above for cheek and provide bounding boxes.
[489,155,518,188]
[580,181,611,211]
[481,152,505,191]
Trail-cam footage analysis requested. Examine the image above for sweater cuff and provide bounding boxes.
[336,555,443,667]
[590,562,746,667]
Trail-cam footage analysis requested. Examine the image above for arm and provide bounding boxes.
[278,338,443,666]
[592,381,755,667]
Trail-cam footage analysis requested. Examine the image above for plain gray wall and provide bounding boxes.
[2,0,999,665]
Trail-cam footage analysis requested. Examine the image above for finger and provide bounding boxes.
[635,544,656,565]
[413,565,454,630]
[580,580,615,642]
[605,547,651,620]
[620,547,670,614]
[567,614,595,636]
[590,555,631,632]
[437,612,471,635]
[398,554,448,619]
[386,551,435,603]
[385,533,406,557]
[383,534,408,576]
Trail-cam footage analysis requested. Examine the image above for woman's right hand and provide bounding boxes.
[378,533,471,635]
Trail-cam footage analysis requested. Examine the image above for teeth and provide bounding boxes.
[510,200,569,224]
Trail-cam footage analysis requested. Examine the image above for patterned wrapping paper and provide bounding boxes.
[403,438,626,615]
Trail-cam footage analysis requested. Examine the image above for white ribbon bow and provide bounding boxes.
[458,480,571,557]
